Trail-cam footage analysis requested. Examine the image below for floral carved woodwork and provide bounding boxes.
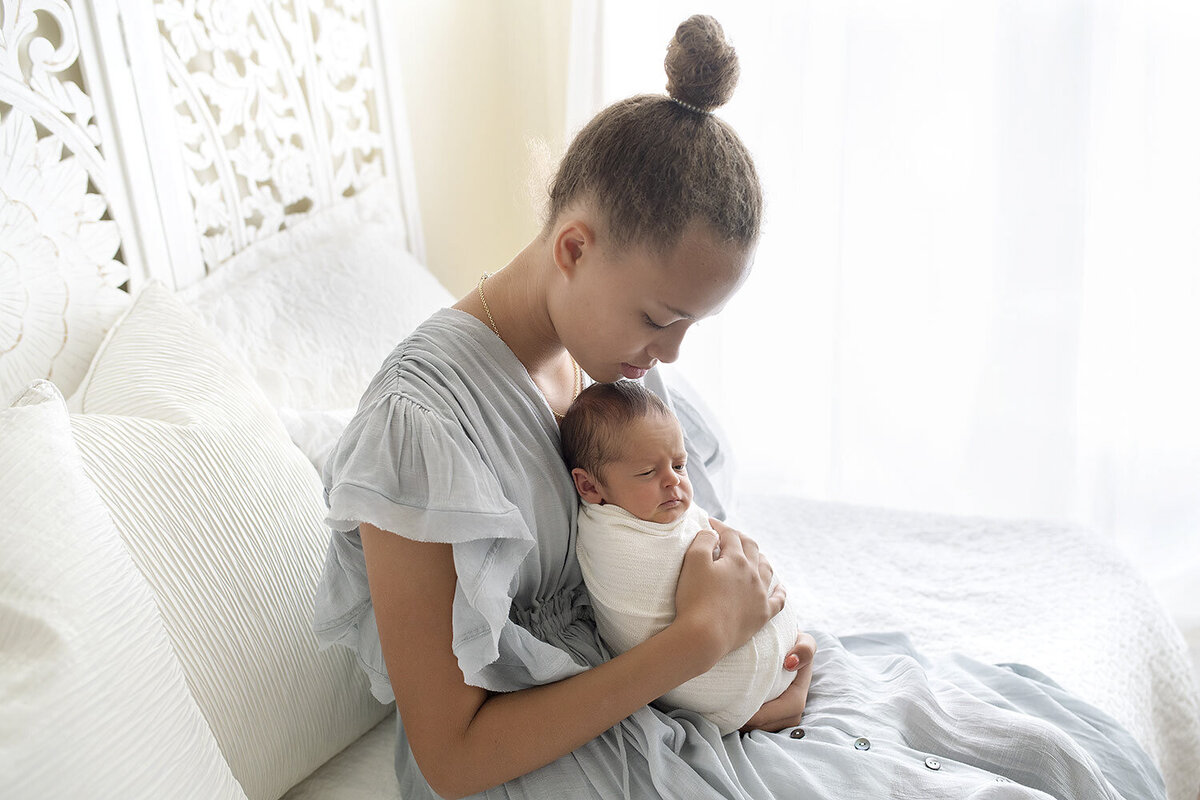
[0,0,130,398]
[0,0,396,400]
[154,0,385,270]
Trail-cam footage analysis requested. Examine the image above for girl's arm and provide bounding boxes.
[740,630,817,733]
[361,520,782,800]
[704,518,818,734]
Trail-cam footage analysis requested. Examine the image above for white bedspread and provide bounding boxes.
[736,492,1200,800]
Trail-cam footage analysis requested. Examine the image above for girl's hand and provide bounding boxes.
[674,518,785,666]
[740,631,817,733]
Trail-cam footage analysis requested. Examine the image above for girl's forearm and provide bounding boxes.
[436,616,721,799]
[362,525,765,799]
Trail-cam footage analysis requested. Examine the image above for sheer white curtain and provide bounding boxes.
[572,0,1200,619]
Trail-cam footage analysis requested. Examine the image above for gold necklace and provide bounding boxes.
[477,272,581,419]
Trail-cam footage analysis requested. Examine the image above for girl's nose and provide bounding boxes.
[648,328,686,364]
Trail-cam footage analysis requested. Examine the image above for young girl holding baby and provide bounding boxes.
[314,15,1164,800]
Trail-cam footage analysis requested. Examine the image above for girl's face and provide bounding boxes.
[579,412,694,524]
[554,221,753,383]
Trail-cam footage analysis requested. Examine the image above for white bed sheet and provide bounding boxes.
[738,492,1200,800]
[284,492,1200,800]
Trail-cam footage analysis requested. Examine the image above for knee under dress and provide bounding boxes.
[313,308,1164,800]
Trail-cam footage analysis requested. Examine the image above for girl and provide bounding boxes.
[315,15,1164,800]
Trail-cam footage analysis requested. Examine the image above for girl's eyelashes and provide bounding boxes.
[644,313,699,331]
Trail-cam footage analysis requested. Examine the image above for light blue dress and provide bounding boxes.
[314,308,1164,800]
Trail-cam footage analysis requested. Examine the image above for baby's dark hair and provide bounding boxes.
[561,381,674,480]
[543,15,762,254]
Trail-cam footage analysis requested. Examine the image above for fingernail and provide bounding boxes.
[784,654,800,670]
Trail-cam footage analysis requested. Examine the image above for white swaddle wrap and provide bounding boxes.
[576,500,799,734]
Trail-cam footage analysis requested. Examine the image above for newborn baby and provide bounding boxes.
[560,380,804,734]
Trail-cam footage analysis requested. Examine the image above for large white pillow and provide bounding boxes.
[0,380,247,800]
[276,406,357,476]
[67,282,390,800]
[181,178,454,411]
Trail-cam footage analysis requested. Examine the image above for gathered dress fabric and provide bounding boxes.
[313,308,1164,800]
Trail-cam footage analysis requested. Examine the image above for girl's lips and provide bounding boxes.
[620,363,648,380]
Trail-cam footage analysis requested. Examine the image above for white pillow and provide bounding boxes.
[0,380,247,800]
[67,283,390,800]
[181,178,454,411]
[277,406,356,476]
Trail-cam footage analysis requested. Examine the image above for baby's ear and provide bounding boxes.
[571,468,606,505]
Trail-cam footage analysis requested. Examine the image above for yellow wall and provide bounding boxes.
[389,1,572,297]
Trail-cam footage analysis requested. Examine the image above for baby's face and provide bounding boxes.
[596,412,693,524]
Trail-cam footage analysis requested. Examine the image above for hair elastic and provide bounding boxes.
[669,96,712,115]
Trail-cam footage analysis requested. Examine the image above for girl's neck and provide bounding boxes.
[461,239,567,378]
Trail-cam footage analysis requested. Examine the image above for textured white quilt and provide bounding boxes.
[736,492,1200,800]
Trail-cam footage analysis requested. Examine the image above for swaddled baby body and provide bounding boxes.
[561,380,805,734]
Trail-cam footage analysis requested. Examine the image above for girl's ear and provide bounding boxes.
[552,218,595,278]
[571,467,606,505]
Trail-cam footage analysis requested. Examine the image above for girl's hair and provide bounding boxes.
[544,15,762,253]
[561,381,673,480]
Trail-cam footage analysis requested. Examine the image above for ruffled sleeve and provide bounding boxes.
[313,390,559,702]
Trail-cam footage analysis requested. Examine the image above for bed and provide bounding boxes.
[2,1,1197,798]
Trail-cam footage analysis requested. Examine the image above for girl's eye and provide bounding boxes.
[673,463,686,472]
[638,469,654,477]
[643,314,667,330]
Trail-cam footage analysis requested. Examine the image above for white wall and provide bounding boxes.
[389,1,571,297]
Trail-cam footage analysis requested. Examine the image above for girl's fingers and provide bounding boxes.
[739,680,806,733]
[783,631,817,670]
[738,530,761,563]
[707,518,745,560]
[683,527,721,563]
[708,517,733,534]
[758,553,775,586]
[767,582,786,619]
[743,634,818,732]
[708,519,771,579]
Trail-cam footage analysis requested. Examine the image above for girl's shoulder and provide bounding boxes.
[324,308,514,494]
[368,307,517,410]
[386,307,493,370]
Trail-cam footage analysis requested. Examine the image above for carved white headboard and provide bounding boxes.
[1,0,422,398]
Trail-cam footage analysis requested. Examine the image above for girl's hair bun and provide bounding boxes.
[664,15,740,111]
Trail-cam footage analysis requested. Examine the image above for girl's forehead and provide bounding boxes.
[622,233,753,317]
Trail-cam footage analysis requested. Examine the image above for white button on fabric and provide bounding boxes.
[853,737,870,751]
[925,757,941,770]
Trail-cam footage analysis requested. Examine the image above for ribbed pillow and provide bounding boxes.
[0,380,248,800]
[67,283,391,800]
